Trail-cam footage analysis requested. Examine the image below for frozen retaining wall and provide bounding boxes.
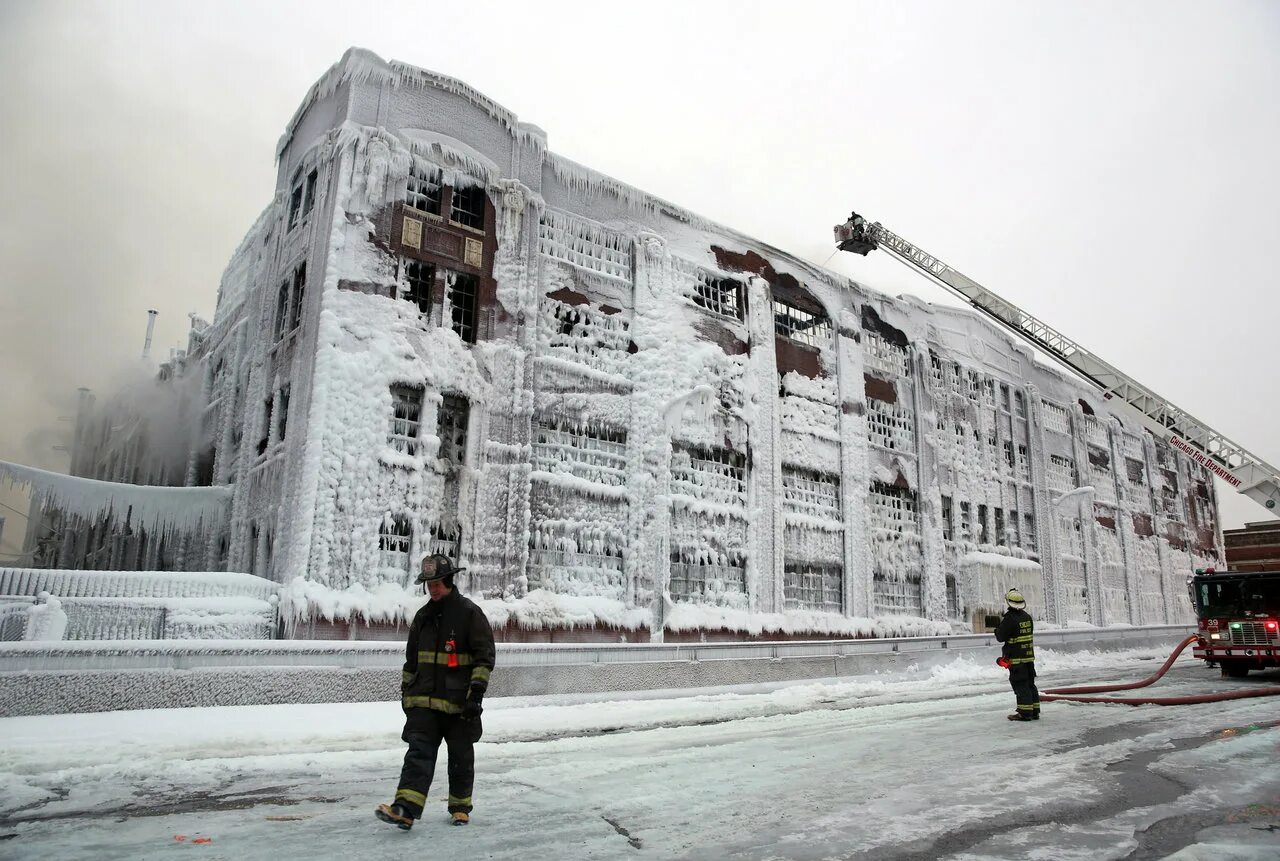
[0,626,1192,716]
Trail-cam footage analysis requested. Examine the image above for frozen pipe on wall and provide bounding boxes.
[142,310,158,360]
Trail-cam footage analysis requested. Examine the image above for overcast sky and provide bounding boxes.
[0,0,1275,530]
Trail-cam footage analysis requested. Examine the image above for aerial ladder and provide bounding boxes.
[833,213,1280,517]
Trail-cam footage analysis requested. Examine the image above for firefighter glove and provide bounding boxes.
[462,683,484,720]
[996,656,1011,669]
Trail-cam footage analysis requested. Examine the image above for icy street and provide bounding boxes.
[1,647,1277,861]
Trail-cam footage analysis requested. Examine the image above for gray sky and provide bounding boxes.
[0,0,1276,530]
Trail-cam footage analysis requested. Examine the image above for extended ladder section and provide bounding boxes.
[834,213,1280,516]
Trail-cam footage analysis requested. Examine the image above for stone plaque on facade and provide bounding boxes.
[402,216,423,250]
[464,237,483,269]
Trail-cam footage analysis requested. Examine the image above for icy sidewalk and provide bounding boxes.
[1,648,1277,860]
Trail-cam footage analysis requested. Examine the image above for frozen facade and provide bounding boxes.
[16,48,1224,641]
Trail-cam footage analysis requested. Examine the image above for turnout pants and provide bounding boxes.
[394,709,484,818]
[1008,663,1040,715]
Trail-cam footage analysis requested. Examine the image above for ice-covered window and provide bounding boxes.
[1018,444,1031,482]
[274,279,290,339]
[378,515,413,579]
[276,383,290,442]
[693,272,743,320]
[443,270,478,343]
[978,375,993,404]
[288,183,303,230]
[863,329,910,378]
[1048,454,1076,493]
[1159,468,1181,517]
[1006,508,1021,547]
[781,465,841,520]
[437,394,469,468]
[1013,390,1026,418]
[303,168,318,216]
[669,551,747,604]
[941,494,954,541]
[1041,400,1070,435]
[538,210,633,281]
[407,161,442,216]
[994,508,1006,546]
[670,444,746,506]
[866,398,915,452]
[783,562,843,613]
[533,419,628,486]
[1002,440,1016,474]
[428,522,460,561]
[449,184,486,231]
[929,353,945,388]
[257,397,272,456]
[977,504,990,544]
[1125,456,1147,488]
[400,258,434,315]
[389,384,423,455]
[872,570,922,616]
[288,263,306,331]
[527,524,625,598]
[1022,512,1037,553]
[773,297,833,350]
[959,501,973,542]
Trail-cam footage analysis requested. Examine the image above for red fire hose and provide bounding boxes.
[1039,634,1280,706]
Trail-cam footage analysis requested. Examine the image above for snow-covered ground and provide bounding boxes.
[1,647,1277,860]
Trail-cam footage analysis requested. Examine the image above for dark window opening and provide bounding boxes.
[941,494,954,542]
[449,184,486,230]
[276,384,291,442]
[693,273,744,321]
[302,169,318,216]
[437,393,470,467]
[258,398,272,456]
[274,280,290,339]
[445,271,478,343]
[994,507,1005,546]
[773,297,832,348]
[289,264,306,331]
[402,259,434,315]
[287,184,303,230]
[407,162,442,215]
[978,503,989,544]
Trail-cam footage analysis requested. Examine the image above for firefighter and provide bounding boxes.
[994,588,1040,721]
[376,553,496,830]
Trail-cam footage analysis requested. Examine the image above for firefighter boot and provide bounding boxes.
[452,811,470,826]
[376,803,415,831]
[1007,712,1034,722]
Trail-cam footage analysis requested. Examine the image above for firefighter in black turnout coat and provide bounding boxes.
[376,553,496,830]
[994,588,1040,721]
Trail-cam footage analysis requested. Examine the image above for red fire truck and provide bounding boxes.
[1190,570,1280,677]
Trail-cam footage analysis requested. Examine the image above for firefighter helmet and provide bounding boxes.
[416,553,466,584]
[1005,588,1026,609]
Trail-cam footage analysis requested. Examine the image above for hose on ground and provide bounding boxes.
[1039,634,1280,706]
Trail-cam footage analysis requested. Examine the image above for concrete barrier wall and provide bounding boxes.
[0,626,1194,717]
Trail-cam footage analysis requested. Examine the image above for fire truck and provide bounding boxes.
[1189,569,1280,676]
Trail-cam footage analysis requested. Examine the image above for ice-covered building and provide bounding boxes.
[20,48,1225,640]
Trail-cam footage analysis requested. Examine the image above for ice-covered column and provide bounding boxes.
[1023,384,1063,624]
[1106,417,1141,624]
[628,231,674,639]
[1068,405,1105,625]
[1142,433,1178,622]
[835,314,873,618]
[909,340,946,621]
[745,276,783,614]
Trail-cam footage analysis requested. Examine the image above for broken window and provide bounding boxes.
[867,398,916,451]
[1007,509,1021,547]
[449,183,486,231]
[1003,440,1016,473]
[437,393,470,467]
[444,270,478,343]
[978,504,990,544]
[428,522,461,561]
[783,562,843,613]
[959,501,973,542]
[407,161,442,216]
[401,258,434,316]
[669,550,747,604]
[533,418,628,486]
[1023,513,1037,553]
[378,515,413,579]
[258,397,272,456]
[1014,391,1026,418]
[1041,400,1070,435]
[287,183,303,230]
[276,383,290,442]
[781,465,841,520]
[994,508,1006,546]
[388,384,423,455]
[1018,444,1031,482]
[274,280,290,339]
[863,328,911,378]
[538,210,633,280]
[1048,455,1077,492]
[941,494,954,542]
[671,444,747,506]
[691,272,744,321]
[999,384,1011,413]
[1125,457,1147,487]
[302,168,318,217]
[773,297,832,350]
[288,263,306,331]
